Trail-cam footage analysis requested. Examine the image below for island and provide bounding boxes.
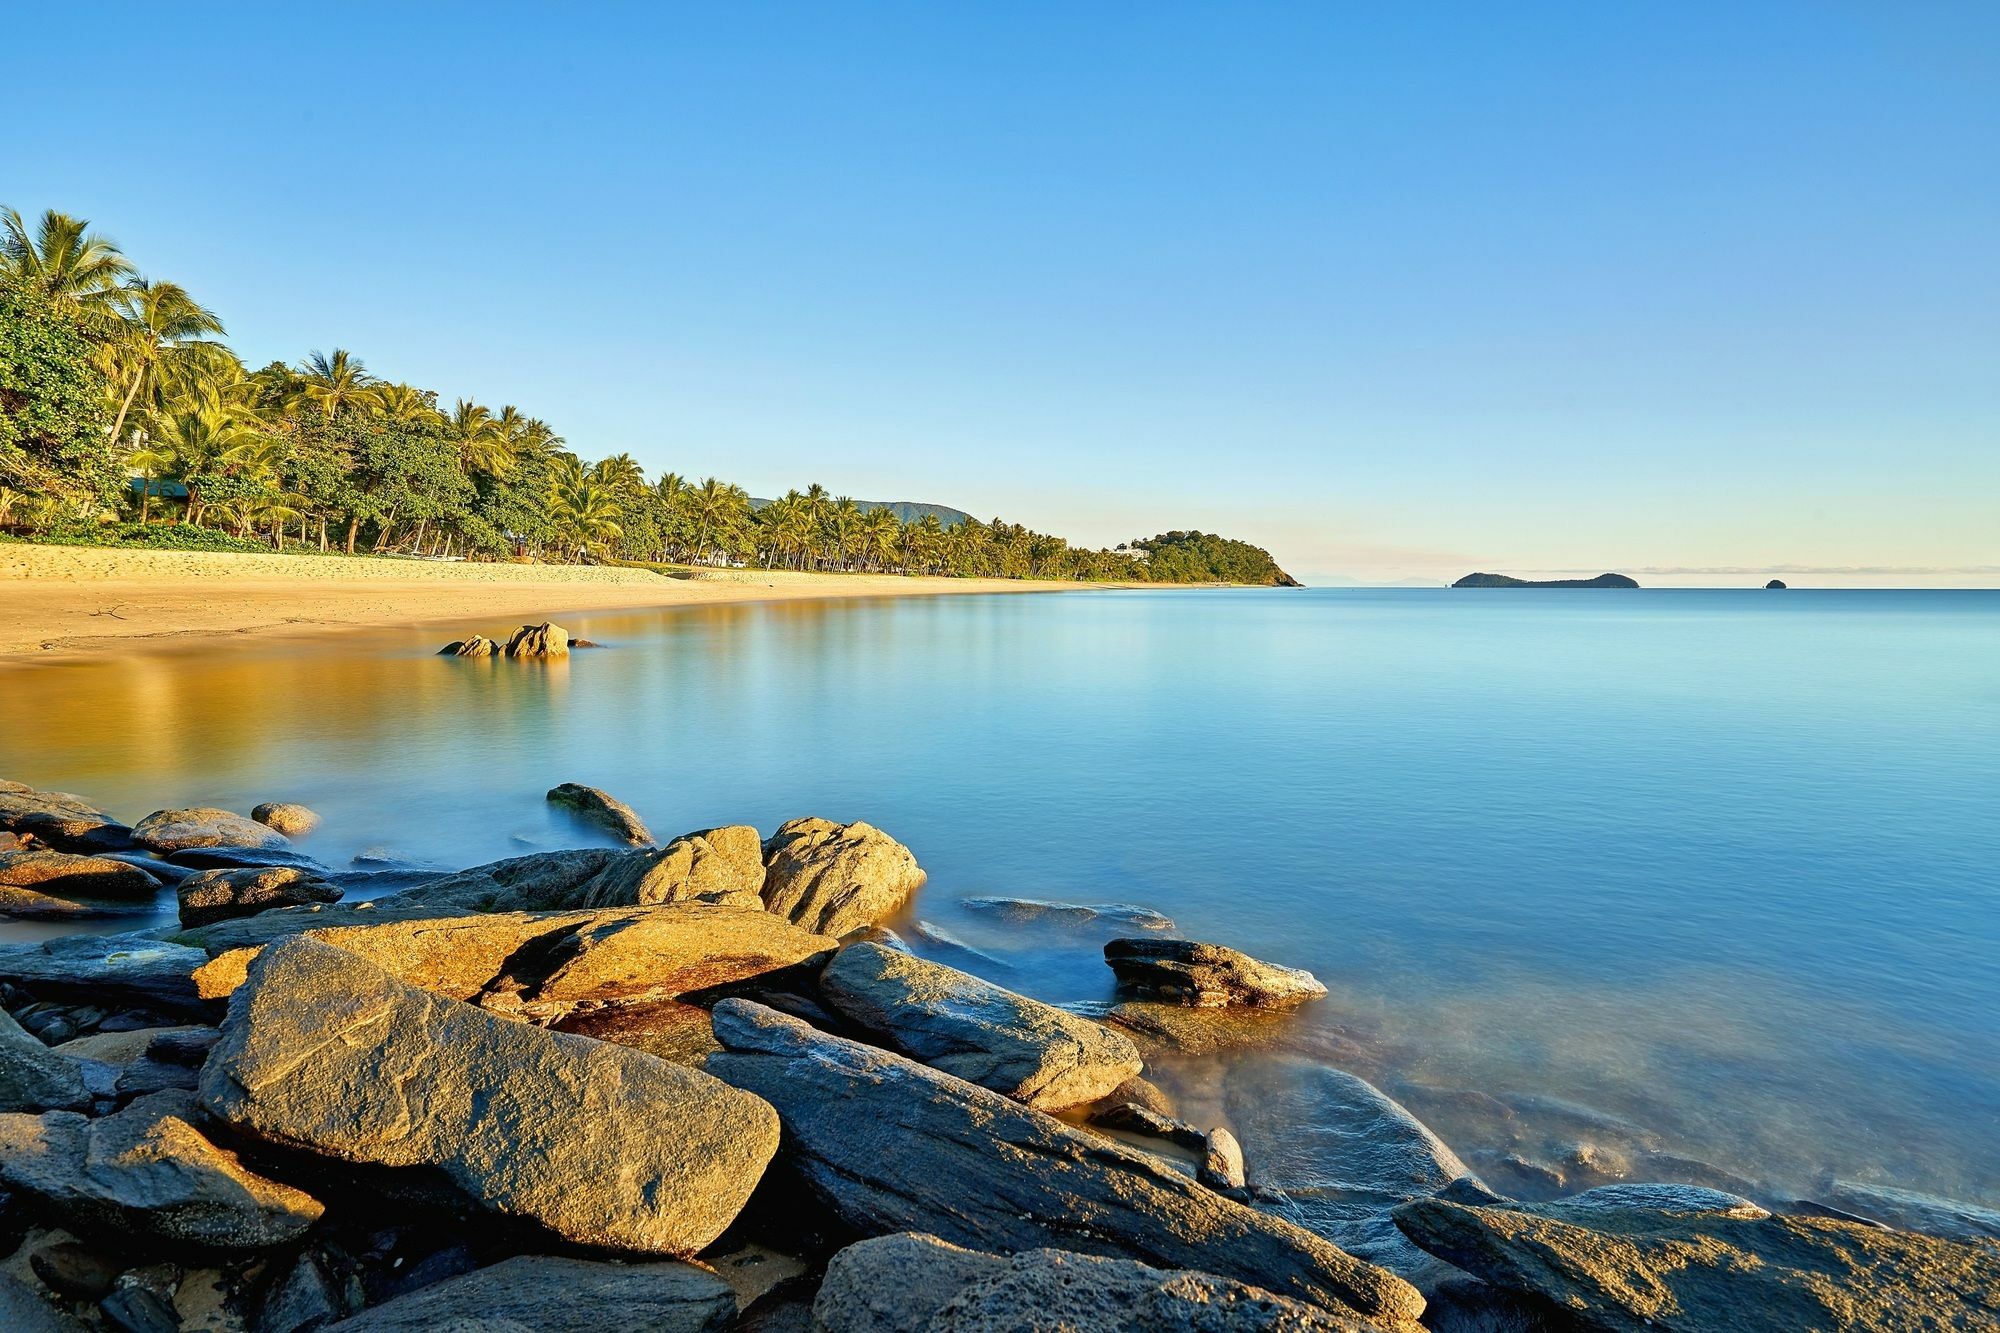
[1451,572,1641,588]
[1766,579,1787,589]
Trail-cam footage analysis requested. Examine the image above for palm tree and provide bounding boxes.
[864,506,902,572]
[591,452,645,498]
[298,349,376,418]
[102,279,231,446]
[372,382,441,425]
[550,460,624,558]
[0,208,133,321]
[448,399,510,476]
[149,407,265,526]
[686,476,747,563]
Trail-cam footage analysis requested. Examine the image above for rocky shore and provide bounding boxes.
[0,778,1995,1331]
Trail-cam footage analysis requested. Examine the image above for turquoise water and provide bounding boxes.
[5,588,1997,1205]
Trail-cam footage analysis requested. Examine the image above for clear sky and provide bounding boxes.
[6,4,1996,585]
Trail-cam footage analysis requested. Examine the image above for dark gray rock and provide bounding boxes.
[97,1284,179,1333]
[0,1006,102,1112]
[29,1242,124,1300]
[0,788,133,854]
[1104,938,1327,1008]
[817,941,1142,1110]
[133,808,289,854]
[326,1255,737,1331]
[199,937,778,1255]
[1393,1197,2000,1332]
[101,855,195,885]
[760,818,926,937]
[0,1272,86,1333]
[0,1090,322,1253]
[704,999,1423,1326]
[546,783,654,846]
[1089,1102,1209,1152]
[0,933,209,1017]
[165,844,324,872]
[813,1232,1375,1332]
[177,866,343,927]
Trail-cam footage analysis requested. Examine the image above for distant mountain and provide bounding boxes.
[1452,572,1640,588]
[748,497,972,527]
[1136,531,1299,586]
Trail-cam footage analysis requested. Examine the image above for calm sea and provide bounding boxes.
[5,587,1996,1206]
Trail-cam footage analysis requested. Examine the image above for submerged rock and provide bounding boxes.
[175,866,342,928]
[1816,1179,2000,1245]
[132,808,289,854]
[817,941,1142,1110]
[1393,1197,2000,1332]
[814,1232,1372,1333]
[546,782,654,845]
[705,999,1423,1325]
[0,788,133,854]
[960,897,1176,932]
[327,1255,737,1332]
[1104,938,1327,1008]
[1098,1000,1302,1056]
[199,937,778,1254]
[504,621,569,658]
[760,818,926,937]
[1228,1059,1482,1291]
[0,1089,322,1254]
[250,802,320,837]
[1559,1182,1766,1218]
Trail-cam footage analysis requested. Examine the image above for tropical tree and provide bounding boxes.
[102,279,232,446]
[298,349,376,418]
[0,208,133,323]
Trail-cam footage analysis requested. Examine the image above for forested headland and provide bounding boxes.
[0,206,1296,586]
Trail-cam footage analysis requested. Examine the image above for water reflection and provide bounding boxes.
[3,589,1996,1207]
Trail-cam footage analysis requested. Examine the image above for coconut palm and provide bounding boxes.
[148,407,266,526]
[686,476,748,562]
[0,208,133,321]
[591,452,645,498]
[102,279,231,446]
[298,349,376,419]
[372,382,441,425]
[448,399,511,476]
[864,505,902,572]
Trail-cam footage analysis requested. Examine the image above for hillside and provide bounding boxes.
[1133,531,1300,586]
[1452,572,1640,588]
[750,498,972,527]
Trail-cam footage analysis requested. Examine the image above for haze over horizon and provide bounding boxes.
[7,4,1995,587]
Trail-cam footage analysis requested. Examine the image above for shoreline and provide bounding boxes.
[0,543,1143,666]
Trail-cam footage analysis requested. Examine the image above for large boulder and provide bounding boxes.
[505,621,569,658]
[326,1255,737,1332]
[1229,1059,1481,1289]
[546,783,654,845]
[0,788,132,854]
[439,634,500,658]
[760,818,926,936]
[250,802,320,837]
[0,850,158,899]
[132,808,289,854]
[192,903,837,1020]
[176,865,343,928]
[199,938,779,1253]
[0,1089,322,1254]
[705,999,1423,1327]
[1393,1197,2000,1332]
[818,941,1142,1110]
[0,1007,102,1112]
[574,826,766,909]
[384,847,630,913]
[814,1232,1374,1332]
[0,933,208,1017]
[1104,938,1327,1008]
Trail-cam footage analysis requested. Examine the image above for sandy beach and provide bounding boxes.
[0,544,1116,664]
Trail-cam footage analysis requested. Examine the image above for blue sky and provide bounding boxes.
[6,4,1996,584]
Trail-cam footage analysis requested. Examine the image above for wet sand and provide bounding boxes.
[0,544,1123,663]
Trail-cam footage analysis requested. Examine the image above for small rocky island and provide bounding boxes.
[0,777,1995,1331]
[1767,579,1787,589]
[1452,572,1640,588]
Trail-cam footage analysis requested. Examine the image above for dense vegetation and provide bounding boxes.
[0,205,1295,585]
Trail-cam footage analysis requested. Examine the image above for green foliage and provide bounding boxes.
[1134,531,1297,585]
[0,282,118,511]
[3,200,1291,582]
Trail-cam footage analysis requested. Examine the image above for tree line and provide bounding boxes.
[0,205,1295,585]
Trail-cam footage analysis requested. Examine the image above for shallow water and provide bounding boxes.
[4,588,1996,1206]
